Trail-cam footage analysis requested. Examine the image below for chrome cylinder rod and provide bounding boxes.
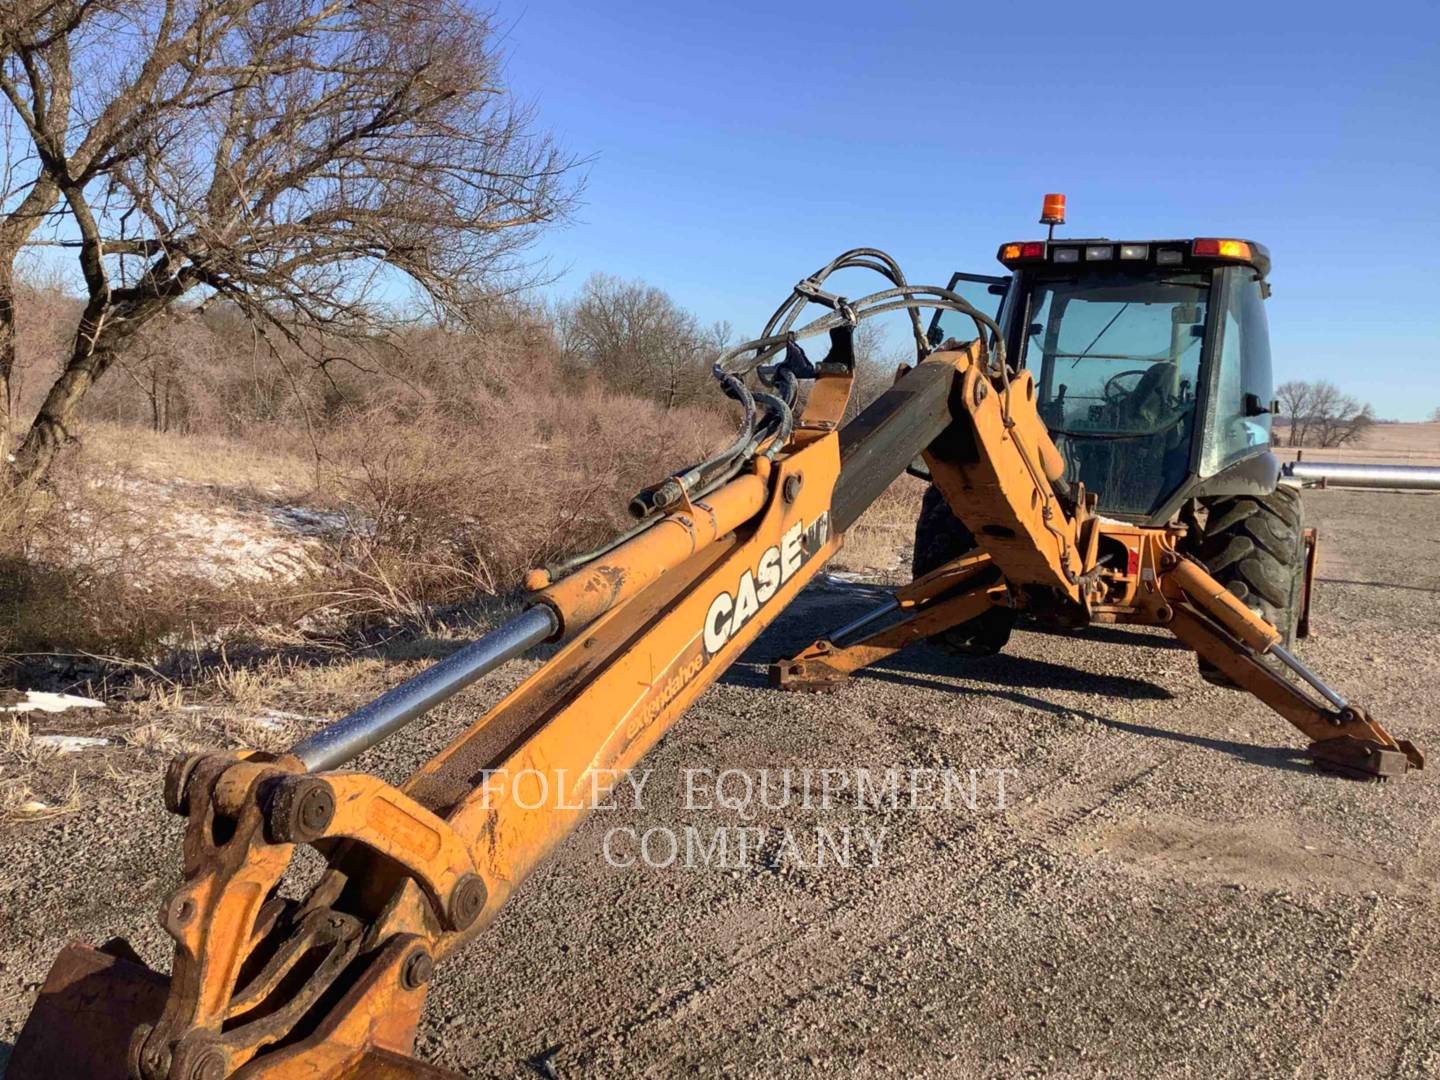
[1283,461,1440,490]
[291,605,558,772]
[828,597,901,646]
[1271,642,1347,710]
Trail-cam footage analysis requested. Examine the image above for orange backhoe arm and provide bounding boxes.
[11,342,980,1078]
[10,328,1422,1079]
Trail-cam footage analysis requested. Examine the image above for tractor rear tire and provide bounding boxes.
[1194,483,1305,686]
[911,485,1015,657]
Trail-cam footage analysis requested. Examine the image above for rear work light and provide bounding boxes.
[1119,244,1148,260]
[1085,245,1113,261]
[1155,249,1183,265]
[1193,238,1253,260]
[1052,247,1080,263]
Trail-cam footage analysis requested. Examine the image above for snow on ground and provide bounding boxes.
[30,734,112,753]
[0,692,105,714]
[76,475,353,587]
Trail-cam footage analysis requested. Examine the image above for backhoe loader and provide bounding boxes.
[10,197,1424,1078]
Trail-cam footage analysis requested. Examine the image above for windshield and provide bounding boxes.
[1027,272,1208,436]
[1026,271,1210,517]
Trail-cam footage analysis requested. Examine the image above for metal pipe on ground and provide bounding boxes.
[290,606,559,771]
[1282,461,1440,490]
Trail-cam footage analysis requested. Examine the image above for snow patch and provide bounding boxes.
[77,475,352,586]
[250,708,321,732]
[31,734,112,753]
[2,691,106,714]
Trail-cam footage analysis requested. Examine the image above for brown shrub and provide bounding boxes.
[323,384,730,623]
[0,453,217,659]
[2,275,745,663]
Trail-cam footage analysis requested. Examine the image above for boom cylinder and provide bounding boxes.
[533,473,769,637]
[290,605,558,771]
[292,470,773,772]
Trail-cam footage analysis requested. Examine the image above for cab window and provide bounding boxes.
[1026,272,1207,436]
[927,272,1007,347]
[1200,269,1272,475]
[1023,270,1210,518]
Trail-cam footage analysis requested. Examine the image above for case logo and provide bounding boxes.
[703,513,830,656]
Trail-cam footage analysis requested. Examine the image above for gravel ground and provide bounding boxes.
[2,487,1438,1078]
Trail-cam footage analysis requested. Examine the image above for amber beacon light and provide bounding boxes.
[1040,193,1067,225]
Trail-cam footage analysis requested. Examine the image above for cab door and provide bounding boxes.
[926,271,1010,347]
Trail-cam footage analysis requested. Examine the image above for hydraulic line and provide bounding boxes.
[720,290,1001,382]
[632,369,759,518]
[552,251,1005,581]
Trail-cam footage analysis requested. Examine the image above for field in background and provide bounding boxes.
[1273,420,1440,464]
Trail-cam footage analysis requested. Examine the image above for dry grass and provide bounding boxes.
[3,386,734,664]
[0,772,81,822]
[80,421,323,499]
[0,455,240,659]
[0,716,83,823]
[831,475,924,577]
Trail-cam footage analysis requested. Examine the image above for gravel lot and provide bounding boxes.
[2,487,1438,1078]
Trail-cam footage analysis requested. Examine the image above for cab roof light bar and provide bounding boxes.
[1193,238,1254,260]
[998,237,1263,270]
[996,196,1266,272]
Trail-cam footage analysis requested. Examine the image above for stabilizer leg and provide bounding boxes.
[1160,553,1424,779]
[771,553,1005,691]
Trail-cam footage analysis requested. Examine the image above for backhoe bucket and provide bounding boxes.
[10,942,462,1079]
[9,942,168,1079]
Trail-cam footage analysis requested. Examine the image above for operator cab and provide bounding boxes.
[930,209,1276,525]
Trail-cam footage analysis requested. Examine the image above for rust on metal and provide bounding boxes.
[10,943,169,1079]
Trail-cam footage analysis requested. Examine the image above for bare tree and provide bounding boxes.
[559,274,728,408]
[1,0,579,485]
[1275,379,1374,448]
[110,314,204,432]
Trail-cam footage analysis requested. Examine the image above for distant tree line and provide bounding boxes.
[1274,380,1375,448]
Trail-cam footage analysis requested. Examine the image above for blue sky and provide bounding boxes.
[500,1,1440,420]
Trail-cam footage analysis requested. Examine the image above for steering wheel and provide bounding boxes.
[1102,368,1153,403]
